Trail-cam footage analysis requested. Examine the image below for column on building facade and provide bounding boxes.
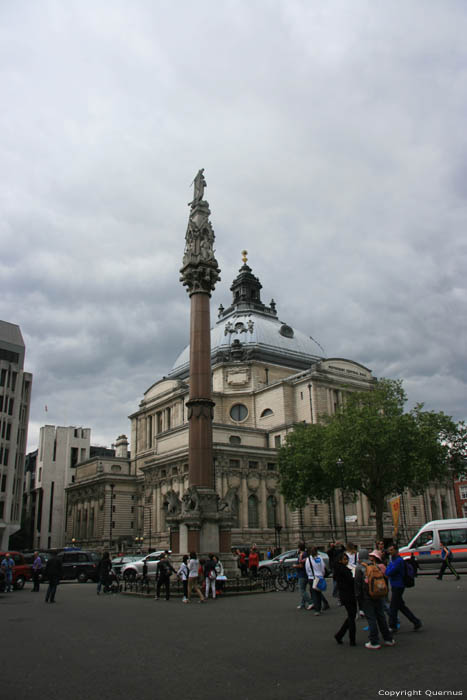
[435,487,443,519]
[356,494,364,525]
[278,493,287,529]
[241,473,248,528]
[334,489,342,527]
[311,382,318,424]
[259,476,267,529]
[447,486,457,518]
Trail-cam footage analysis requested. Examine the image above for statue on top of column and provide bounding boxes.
[190,168,206,206]
[180,169,221,294]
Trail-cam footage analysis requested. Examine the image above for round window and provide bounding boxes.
[230,404,248,422]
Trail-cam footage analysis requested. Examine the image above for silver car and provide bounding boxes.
[121,551,166,580]
[258,549,330,576]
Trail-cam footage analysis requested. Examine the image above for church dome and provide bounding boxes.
[169,260,322,378]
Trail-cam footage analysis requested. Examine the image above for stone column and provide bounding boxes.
[259,477,267,529]
[241,474,249,527]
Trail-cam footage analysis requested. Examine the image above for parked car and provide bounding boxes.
[121,551,166,580]
[111,555,141,576]
[0,551,32,590]
[55,550,100,582]
[258,549,330,577]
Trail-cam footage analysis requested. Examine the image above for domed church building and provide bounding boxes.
[66,257,457,553]
[126,257,376,552]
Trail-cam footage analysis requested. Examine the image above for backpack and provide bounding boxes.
[403,559,416,588]
[363,563,388,599]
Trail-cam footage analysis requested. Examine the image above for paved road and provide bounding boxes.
[2,576,466,700]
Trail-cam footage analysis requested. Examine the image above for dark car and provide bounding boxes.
[56,550,100,583]
[0,551,32,590]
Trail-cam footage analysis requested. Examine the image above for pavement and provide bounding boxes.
[2,575,466,700]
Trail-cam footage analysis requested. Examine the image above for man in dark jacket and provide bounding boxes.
[333,552,357,645]
[44,551,63,603]
[155,552,176,601]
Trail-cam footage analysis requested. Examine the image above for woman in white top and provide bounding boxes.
[187,552,205,603]
[214,554,226,594]
[177,555,189,603]
[306,546,327,615]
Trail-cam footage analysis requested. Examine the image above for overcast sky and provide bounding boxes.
[1,1,466,452]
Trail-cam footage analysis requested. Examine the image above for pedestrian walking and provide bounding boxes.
[187,551,205,602]
[97,551,112,594]
[436,541,461,581]
[155,552,176,600]
[204,553,217,599]
[44,550,63,603]
[355,549,394,650]
[328,541,345,603]
[368,548,398,628]
[295,541,312,610]
[32,551,42,592]
[248,545,259,578]
[177,555,189,603]
[375,539,389,566]
[386,544,422,632]
[213,555,227,595]
[1,552,14,592]
[345,543,359,573]
[333,552,357,646]
[305,546,327,615]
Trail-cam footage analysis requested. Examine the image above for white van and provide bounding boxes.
[399,518,467,570]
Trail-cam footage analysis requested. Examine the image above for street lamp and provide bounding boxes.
[337,459,348,543]
[109,483,115,551]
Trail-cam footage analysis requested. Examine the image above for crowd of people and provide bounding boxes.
[294,539,424,650]
[1,538,461,644]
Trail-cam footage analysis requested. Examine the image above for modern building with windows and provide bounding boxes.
[0,320,32,549]
[32,425,91,549]
[65,261,458,552]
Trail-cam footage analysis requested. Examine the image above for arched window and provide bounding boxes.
[248,494,259,528]
[266,495,276,528]
[260,408,273,418]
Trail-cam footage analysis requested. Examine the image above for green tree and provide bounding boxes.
[278,422,331,509]
[278,378,465,540]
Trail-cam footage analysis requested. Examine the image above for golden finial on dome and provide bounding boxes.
[241,250,248,264]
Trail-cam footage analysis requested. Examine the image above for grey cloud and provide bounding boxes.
[1,1,467,451]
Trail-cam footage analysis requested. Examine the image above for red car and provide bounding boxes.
[0,551,31,590]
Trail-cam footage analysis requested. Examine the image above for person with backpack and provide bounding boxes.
[436,541,461,581]
[154,552,176,601]
[355,549,395,650]
[333,551,357,646]
[386,544,422,632]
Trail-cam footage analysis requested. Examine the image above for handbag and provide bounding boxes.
[309,556,327,591]
[317,577,327,591]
